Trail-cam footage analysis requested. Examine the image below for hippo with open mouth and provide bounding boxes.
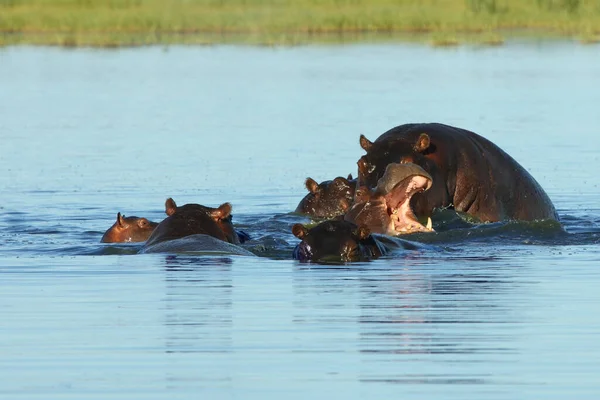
[357,123,558,222]
[345,162,434,235]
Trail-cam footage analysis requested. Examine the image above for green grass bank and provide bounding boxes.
[1,0,599,47]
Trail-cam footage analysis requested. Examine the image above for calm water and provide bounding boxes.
[1,42,599,399]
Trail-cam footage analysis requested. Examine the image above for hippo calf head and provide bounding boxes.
[292,220,383,263]
[295,175,356,219]
[101,213,158,243]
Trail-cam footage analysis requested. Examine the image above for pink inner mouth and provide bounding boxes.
[384,175,433,234]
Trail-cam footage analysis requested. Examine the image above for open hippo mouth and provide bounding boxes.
[376,163,434,234]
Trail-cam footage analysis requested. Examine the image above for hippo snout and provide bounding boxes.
[293,241,313,261]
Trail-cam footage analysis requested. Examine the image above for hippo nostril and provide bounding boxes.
[293,241,313,261]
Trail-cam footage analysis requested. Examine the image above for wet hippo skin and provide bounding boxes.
[143,198,241,249]
[292,219,424,263]
[295,174,356,219]
[101,213,158,243]
[345,163,434,236]
[357,122,558,222]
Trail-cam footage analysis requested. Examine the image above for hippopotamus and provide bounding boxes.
[295,175,356,219]
[101,213,158,243]
[292,219,425,263]
[345,163,434,235]
[142,198,242,251]
[357,123,558,222]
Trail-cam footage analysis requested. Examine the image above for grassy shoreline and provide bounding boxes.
[1,0,599,47]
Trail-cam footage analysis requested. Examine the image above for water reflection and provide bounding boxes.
[162,255,233,354]
[159,255,235,388]
[357,257,527,387]
[292,252,530,388]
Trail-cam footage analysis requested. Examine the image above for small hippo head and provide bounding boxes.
[101,212,158,243]
[292,220,383,263]
[158,198,239,244]
[357,132,440,192]
[295,175,356,219]
[345,163,434,235]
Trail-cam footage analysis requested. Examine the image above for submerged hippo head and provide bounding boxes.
[292,219,383,263]
[295,175,356,219]
[144,198,240,247]
[101,212,158,243]
[345,163,434,235]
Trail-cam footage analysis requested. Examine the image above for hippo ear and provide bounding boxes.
[347,173,353,180]
[354,226,371,240]
[165,198,177,216]
[360,134,373,151]
[137,218,149,228]
[292,224,308,239]
[357,157,370,177]
[414,133,430,153]
[117,212,125,227]
[305,178,319,194]
[211,203,232,220]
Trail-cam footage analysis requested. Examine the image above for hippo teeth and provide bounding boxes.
[426,217,432,230]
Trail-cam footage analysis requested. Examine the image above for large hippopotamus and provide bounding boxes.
[357,123,558,222]
[101,213,158,243]
[141,198,252,254]
[295,175,356,219]
[292,219,424,263]
[345,163,434,235]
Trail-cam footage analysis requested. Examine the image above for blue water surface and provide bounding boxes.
[1,41,599,399]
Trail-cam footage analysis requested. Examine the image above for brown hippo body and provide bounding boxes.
[143,198,240,249]
[292,219,425,263]
[295,175,356,219]
[358,123,558,222]
[101,213,158,243]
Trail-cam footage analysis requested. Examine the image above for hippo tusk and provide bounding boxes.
[426,217,432,230]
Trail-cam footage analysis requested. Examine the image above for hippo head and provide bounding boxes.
[357,132,440,190]
[162,198,239,244]
[292,220,383,263]
[295,175,356,219]
[101,212,158,243]
[345,163,434,235]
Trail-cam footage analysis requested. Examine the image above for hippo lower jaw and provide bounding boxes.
[389,202,433,234]
[386,175,434,235]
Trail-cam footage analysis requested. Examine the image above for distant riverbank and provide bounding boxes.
[1,0,599,47]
